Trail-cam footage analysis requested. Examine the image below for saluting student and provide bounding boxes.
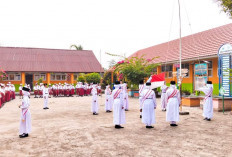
[165,81,180,127]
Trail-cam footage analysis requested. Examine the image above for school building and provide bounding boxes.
[131,23,232,96]
[0,47,104,90]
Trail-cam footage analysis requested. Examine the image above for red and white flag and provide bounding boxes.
[150,72,165,89]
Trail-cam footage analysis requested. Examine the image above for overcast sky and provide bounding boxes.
[0,0,231,68]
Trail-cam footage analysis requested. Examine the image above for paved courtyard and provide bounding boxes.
[0,95,231,157]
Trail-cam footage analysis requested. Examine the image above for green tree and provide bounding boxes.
[70,44,83,50]
[216,0,232,17]
[102,71,117,89]
[77,73,86,83]
[114,55,159,86]
[85,73,101,84]
[37,77,43,85]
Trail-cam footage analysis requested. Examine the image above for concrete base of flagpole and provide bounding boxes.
[179,111,189,115]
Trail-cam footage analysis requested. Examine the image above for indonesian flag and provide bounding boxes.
[150,72,165,89]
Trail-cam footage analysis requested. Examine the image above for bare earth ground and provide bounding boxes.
[0,95,232,157]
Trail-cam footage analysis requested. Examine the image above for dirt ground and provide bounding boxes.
[0,95,231,157]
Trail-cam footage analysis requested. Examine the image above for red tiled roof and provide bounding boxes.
[0,47,104,73]
[131,23,232,63]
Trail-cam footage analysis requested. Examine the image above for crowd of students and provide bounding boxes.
[17,82,102,98]
[0,82,16,108]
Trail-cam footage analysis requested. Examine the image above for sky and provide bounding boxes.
[0,0,231,69]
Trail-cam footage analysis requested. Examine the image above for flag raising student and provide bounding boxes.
[141,82,157,129]
[165,81,180,127]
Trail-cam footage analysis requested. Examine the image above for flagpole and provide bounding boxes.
[178,0,182,112]
[178,0,189,115]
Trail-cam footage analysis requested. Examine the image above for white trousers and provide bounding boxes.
[44,95,48,108]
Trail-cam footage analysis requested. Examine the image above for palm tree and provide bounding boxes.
[70,44,83,50]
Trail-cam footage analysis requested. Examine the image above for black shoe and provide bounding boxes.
[204,118,208,120]
[19,133,27,138]
[24,133,28,137]
[43,108,46,110]
[46,107,49,109]
[106,110,109,112]
[146,126,154,129]
[108,110,112,112]
[93,112,98,115]
[170,124,178,127]
[206,118,211,121]
[115,125,124,129]
[125,109,129,111]
[140,115,142,118]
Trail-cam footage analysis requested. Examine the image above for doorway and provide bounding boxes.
[25,74,33,90]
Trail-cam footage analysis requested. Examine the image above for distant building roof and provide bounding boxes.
[130,23,232,63]
[0,47,104,73]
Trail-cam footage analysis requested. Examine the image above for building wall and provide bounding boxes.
[155,57,219,95]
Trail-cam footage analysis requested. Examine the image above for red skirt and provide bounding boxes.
[1,93,5,103]
[6,92,10,102]
[34,90,38,95]
[49,89,53,95]
[71,89,74,95]
[79,88,84,96]
[76,88,80,95]
[39,90,43,96]
[12,92,15,99]
[0,97,2,107]
[19,90,23,96]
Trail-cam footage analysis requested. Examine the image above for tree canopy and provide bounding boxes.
[70,44,83,50]
[216,0,232,17]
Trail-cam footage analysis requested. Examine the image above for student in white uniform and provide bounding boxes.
[43,83,49,109]
[18,87,31,138]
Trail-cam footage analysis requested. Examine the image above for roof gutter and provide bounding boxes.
[158,55,218,64]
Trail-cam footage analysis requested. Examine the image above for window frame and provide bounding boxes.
[34,73,47,81]
[50,73,67,81]
[161,64,173,78]
[2,72,21,81]
[207,60,213,77]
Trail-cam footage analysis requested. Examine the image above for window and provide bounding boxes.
[153,68,157,75]
[74,74,79,81]
[177,63,190,77]
[208,61,213,77]
[3,73,21,81]
[161,65,173,78]
[34,73,46,81]
[50,73,67,81]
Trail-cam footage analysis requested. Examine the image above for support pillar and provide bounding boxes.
[47,73,50,84]
[22,72,25,85]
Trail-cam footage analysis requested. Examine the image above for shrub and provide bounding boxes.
[85,73,101,84]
